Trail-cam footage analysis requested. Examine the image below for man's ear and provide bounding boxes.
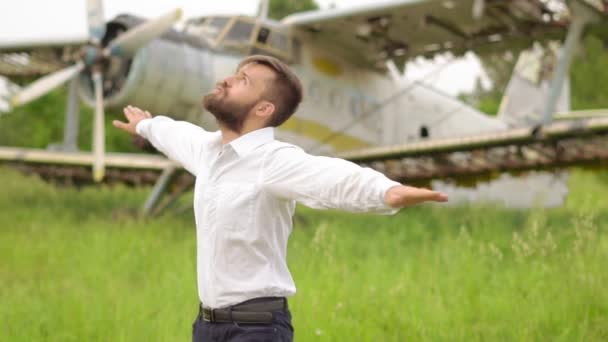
[255,101,275,120]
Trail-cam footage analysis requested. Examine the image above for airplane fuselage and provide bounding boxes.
[77,14,506,155]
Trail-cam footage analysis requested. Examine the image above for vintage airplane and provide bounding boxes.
[1,0,607,214]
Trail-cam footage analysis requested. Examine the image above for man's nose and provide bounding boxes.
[223,75,236,87]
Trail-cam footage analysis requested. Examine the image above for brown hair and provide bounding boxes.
[237,55,303,127]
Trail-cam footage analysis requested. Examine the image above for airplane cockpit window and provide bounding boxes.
[255,27,289,53]
[183,16,231,44]
[224,19,255,44]
[185,16,298,63]
[268,31,289,52]
[206,17,230,39]
[257,27,270,44]
[251,26,291,62]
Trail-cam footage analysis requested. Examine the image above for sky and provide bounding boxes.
[0,0,488,95]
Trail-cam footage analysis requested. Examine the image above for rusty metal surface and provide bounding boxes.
[361,134,608,184]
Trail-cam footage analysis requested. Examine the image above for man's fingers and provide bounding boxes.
[124,105,151,121]
[434,192,449,202]
[123,107,135,121]
[130,105,145,116]
[112,120,129,130]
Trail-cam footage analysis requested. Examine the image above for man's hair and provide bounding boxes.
[237,55,303,127]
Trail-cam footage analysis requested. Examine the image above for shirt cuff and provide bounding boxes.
[135,118,153,137]
[377,179,402,215]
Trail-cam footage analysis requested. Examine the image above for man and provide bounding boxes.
[113,55,448,341]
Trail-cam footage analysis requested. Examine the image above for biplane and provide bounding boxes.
[1,0,607,214]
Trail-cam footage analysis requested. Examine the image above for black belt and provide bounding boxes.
[200,297,287,324]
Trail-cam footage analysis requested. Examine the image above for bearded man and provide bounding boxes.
[113,55,448,342]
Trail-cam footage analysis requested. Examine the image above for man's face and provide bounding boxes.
[202,63,275,132]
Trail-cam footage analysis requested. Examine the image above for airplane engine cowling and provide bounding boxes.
[77,15,217,129]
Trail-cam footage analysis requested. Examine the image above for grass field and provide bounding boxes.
[1,167,607,341]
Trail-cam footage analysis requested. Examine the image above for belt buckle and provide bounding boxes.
[202,307,215,322]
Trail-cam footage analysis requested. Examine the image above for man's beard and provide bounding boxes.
[203,88,255,133]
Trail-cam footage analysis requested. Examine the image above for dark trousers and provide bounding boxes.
[192,304,294,342]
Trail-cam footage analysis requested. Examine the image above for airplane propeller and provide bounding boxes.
[104,9,183,57]
[9,0,182,182]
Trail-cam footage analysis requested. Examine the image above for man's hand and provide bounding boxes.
[384,185,448,208]
[112,105,152,135]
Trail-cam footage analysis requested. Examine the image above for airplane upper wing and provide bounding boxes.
[282,0,606,71]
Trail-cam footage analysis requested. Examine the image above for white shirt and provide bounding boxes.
[136,116,400,308]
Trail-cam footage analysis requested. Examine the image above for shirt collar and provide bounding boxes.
[228,127,275,157]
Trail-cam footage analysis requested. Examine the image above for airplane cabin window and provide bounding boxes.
[308,81,321,102]
[420,126,430,138]
[292,38,302,63]
[349,97,363,117]
[329,90,344,109]
[224,20,255,44]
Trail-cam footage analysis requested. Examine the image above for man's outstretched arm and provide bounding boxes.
[264,145,447,214]
[384,185,448,208]
[112,105,212,176]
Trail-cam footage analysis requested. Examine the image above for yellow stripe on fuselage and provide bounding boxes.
[280,116,372,151]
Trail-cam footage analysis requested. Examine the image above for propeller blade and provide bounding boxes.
[105,8,182,57]
[92,70,105,182]
[11,62,85,107]
[86,0,106,43]
[62,78,81,151]
[0,75,20,113]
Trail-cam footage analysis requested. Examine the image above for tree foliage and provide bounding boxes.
[570,35,608,110]
[0,88,139,153]
[268,0,319,20]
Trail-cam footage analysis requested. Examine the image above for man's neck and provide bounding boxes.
[220,128,240,145]
[220,124,264,145]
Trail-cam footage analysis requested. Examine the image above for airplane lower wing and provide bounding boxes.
[1,116,606,182]
[283,0,607,71]
[336,115,608,183]
[0,116,606,209]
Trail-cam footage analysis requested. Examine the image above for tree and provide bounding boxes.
[570,35,608,110]
[268,0,319,20]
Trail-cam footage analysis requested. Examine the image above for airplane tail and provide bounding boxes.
[487,42,571,208]
[497,42,570,127]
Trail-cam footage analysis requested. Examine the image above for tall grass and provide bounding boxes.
[1,167,607,341]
